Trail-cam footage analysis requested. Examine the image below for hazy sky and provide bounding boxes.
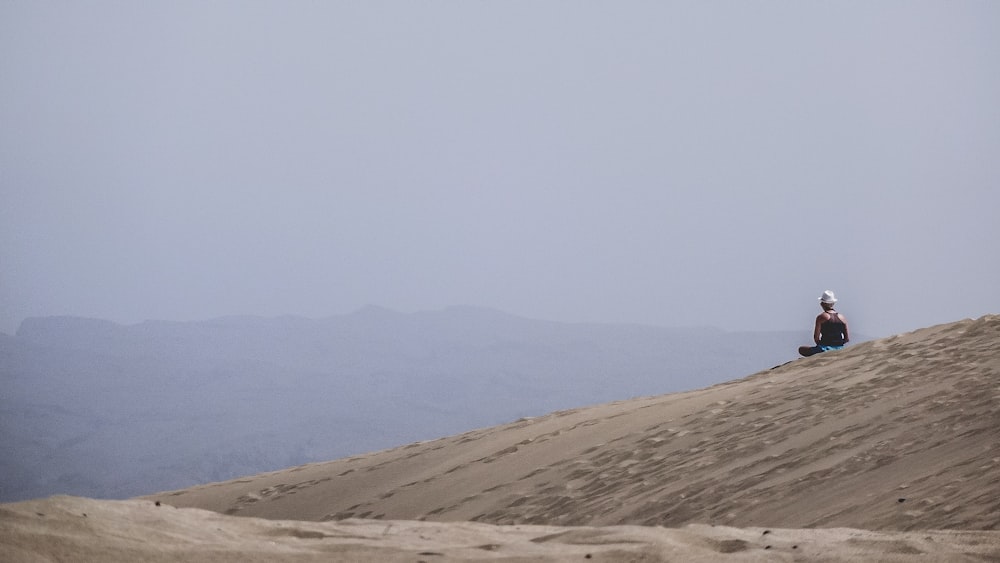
[2,2,998,338]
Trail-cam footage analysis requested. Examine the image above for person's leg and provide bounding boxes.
[798,345,823,357]
[799,344,846,357]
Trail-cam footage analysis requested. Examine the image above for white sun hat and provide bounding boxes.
[819,290,838,304]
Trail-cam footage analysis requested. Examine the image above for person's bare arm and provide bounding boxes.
[813,313,828,344]
[840,314,850,343]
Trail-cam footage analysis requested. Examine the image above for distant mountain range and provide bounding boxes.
[1,306,827,502]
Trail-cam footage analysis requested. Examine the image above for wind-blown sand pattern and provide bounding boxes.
[3,315,999,561]
[3,495,999,563]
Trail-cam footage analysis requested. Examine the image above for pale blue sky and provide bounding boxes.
[2,1,998,337]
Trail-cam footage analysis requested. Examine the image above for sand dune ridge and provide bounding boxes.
[4,315,999,562]
[151,315,1000,531]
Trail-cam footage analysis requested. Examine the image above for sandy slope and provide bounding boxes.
[2,495,998,562]
[148,315,1000,531]
[2,315,999,562]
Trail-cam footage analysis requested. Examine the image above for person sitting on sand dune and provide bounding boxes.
[798,290,850,357]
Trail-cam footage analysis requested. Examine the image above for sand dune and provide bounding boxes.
[2,315,998,561]
[3,495,999,562]
[149,315,1000,531]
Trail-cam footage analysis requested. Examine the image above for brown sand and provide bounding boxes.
[3,495,999,562]
[3,315,999,561]
[149,315,1000,530]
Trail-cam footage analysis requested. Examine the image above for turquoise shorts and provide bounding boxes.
[807,344,844,354]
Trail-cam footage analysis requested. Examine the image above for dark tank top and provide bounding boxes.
[820,312,846,346]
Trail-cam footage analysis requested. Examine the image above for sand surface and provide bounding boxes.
[3,495,999,562]
[3,315,999,561]
[150,315,1000,531]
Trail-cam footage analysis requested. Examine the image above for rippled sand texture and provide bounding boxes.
[3,496,999,562]
[3,315,998,562]
[151,315,999,532]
